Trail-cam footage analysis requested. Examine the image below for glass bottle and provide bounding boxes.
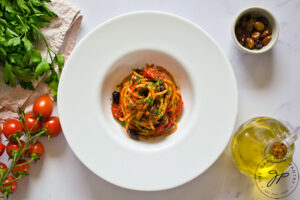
[231,117,297,179]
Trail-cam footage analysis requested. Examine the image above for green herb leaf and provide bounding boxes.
[22,37,32,52]
[54,54,64,72]
[17,0,30,13]
[45,71,59,97]
[3,61,16,86]
[30,49,41,65]
[34,60,50,81]
[4,37,20,46]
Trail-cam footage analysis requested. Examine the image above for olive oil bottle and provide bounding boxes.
[231,117,297,179]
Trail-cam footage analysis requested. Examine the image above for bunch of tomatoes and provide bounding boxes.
[0,95,62,198]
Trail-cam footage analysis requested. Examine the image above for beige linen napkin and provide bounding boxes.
[0,0,82,124]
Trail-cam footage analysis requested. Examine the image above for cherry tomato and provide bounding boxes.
[0,176,17,193]
[12,160,29,177]
[154,115,174,136]
[111,104,123,118]
[143,68,165,81]
[44,117,62,137]
[0,142,5,156]
[33,95,53,118]
[3,119,23,140]
[6,141,25,157]
[22,112,41,132]
[26,141,44,158]
[0,162,7,170]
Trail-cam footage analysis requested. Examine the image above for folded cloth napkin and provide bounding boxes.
[0,0,82,124]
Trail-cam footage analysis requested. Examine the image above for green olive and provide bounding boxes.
[262,35,272,46]
[254,21,265,32]
[251,32,261,40]
[246,37,255,49]
[261,29,272,38]
[246,18,256,32]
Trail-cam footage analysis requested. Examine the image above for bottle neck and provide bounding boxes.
[264,132,297,163]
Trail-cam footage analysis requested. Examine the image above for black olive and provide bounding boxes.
[112,91,120,104]
[159,83,165,92]
[255,39,263,49]
[135,69,143,75]
[139,89,148,97]
[128,129,139,140]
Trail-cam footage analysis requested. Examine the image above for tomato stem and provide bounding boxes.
[0,112,46,195]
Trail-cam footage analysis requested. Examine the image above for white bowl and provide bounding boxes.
[58,11,238,191]
[232,7,279,54]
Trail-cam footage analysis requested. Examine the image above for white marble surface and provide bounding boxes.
[10,0,300,199]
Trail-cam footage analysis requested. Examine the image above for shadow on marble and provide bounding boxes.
[238,49,274,89]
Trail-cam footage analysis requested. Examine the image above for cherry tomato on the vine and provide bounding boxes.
[12,160,29,177]
[0,176,17,193]
[0,142,5,156]
[26,141,44,158]
[6,141,25,157]
[22,112,41,132]
[44,117,62,138]
[0,162,7,170]
[33,95,53,118]
[3,119,23,140]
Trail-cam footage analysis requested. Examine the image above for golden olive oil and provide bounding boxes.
[231,117,294,179]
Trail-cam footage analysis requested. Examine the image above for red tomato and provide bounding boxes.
[12,160,29,177]
[143,68,165,81]
[6,141,25,157]
[111,104,123,118]
[22,112,41,132]
[0,162,7,170]
[0,176,17,193]
[154,115,174,136]
[26,141,44,158]
[44,117,62,138]
[33,95,53,118]
[3,119,23,140]
[0,142,5,156]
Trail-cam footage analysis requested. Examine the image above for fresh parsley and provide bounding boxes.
[0,0,65,98]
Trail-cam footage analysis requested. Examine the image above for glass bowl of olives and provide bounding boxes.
[232,7,279,54]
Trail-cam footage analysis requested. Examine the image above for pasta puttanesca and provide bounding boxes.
[111,65,183,139]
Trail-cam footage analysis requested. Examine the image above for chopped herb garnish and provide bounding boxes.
[167,90,171,95]
[137,76,142,84]
[146,97,153,105]
[121,121,127,126]
[145,84,148,87]
[156,79,162,85]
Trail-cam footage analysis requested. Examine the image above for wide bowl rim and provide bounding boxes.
[58,10,238,191]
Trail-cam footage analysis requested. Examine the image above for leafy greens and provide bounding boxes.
[0,0,64,97]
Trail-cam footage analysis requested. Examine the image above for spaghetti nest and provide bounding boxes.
[111,65,183,139]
